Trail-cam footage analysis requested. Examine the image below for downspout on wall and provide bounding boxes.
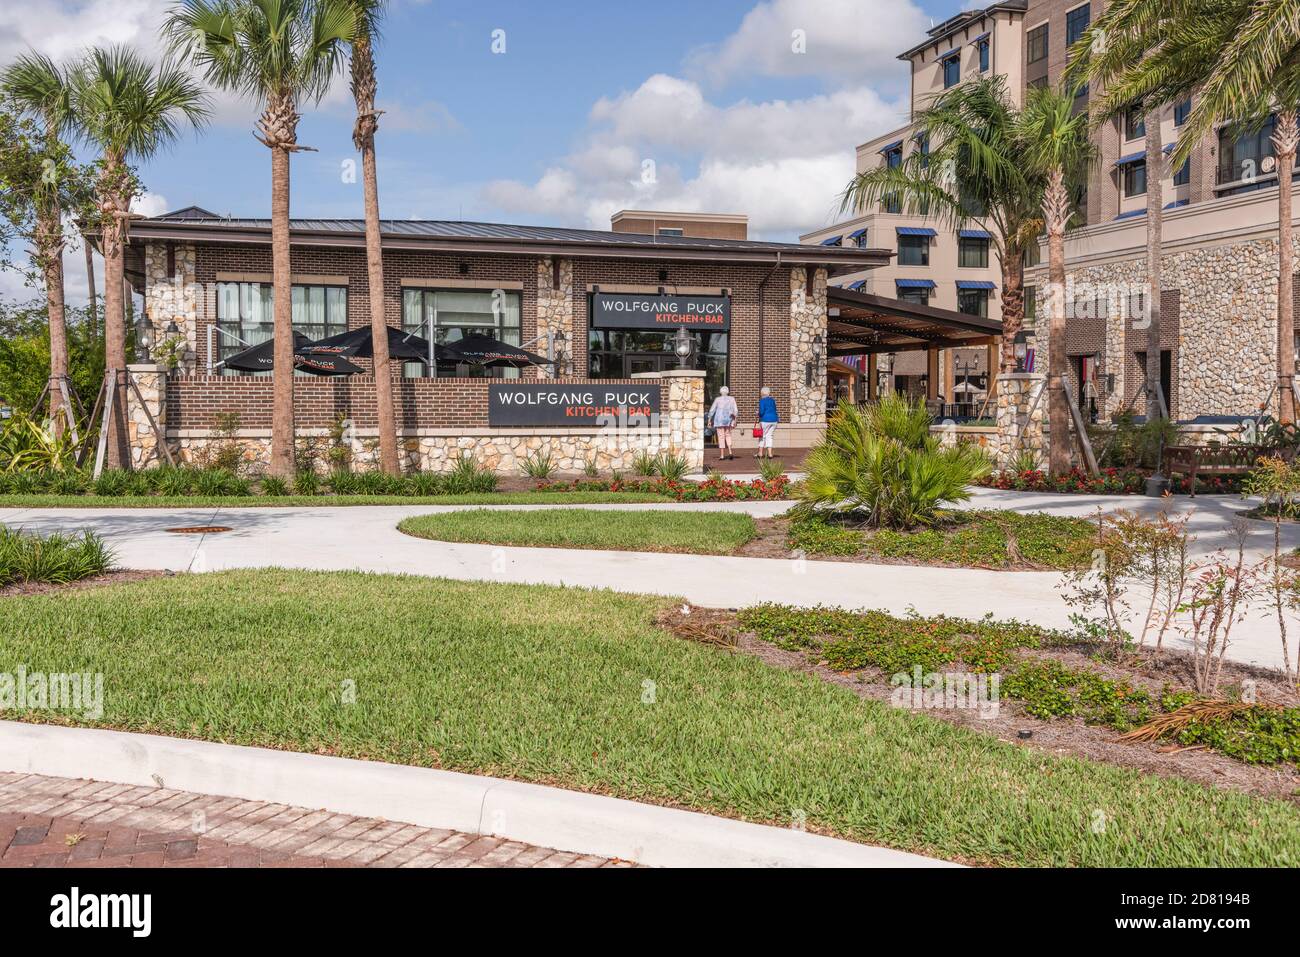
[757,252,782,391]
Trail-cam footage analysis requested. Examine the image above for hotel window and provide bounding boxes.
[1123,159,1147,197]
[977,38,990,72]
[942,51,961,88]
[657,227,683,237]
[401,287,522,379]
[1124,107,1146,142]
[896,287,930,306]
[957,288,989,318]
[215,281,347,376]
[1065,4,1090,48]
[1024,286,1037,324]
[854,231,870,248]
[1173,159,1190,187]
[958,235,989,268]
[1027,24,1048,64]
[897,234,930,266]
[883,146,903,213]
[1217,116,1288,187]
[1174,99,1191,126]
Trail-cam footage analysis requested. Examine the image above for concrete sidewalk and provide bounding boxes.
[3,493,1296,671]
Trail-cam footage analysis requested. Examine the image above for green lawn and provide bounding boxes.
[2,570,1297,867]
[0,491,672,509]
[400,508,757,554]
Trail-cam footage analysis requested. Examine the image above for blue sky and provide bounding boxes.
[1,0,973,304]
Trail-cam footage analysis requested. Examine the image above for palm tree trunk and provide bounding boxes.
[38,205,69,436]
[1273,109,1298,425]
[84,234,98,343]
[999,248,1024,373]
[269,141,295,479]
[1045,168,1071,477]
[353,34,398,475]
[101,207,129,470]
[1145,108,1164,421]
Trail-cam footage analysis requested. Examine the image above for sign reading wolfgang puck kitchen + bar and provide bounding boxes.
[489,383,661,426]
[591,292,730,331]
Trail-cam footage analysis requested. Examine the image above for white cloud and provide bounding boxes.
[483,74,904,238]
[691,0,929,87]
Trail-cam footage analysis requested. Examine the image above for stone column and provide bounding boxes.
[789,266,827,425]
[144,242,198,374]
[994,372,1046,470]
[657,369,706,473]
[536,256,575,376]
[124,363,169,469]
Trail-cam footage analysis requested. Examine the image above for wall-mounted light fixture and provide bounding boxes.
[672,326,695,369]
[806,333,824,387]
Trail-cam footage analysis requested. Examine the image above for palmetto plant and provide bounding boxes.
[795,396,991,529]
[1069,0,1300,424]
[842,76,1043,372]
[1015,83,1095,476]
[70,46,209,469]
[165,0,356,479]
[0,53,87,435]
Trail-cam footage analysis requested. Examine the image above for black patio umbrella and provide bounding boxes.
[437,333,549,369]
[219,332,364,377]
[297,325,433,363]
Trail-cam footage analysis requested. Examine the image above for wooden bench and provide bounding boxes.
[1162,444,1272,496]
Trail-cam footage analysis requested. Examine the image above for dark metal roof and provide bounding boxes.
[899,1,1027,60]
[826,287,1001,355]
[129,212,892,268]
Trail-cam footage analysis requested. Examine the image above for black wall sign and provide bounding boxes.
[591,292,731,331]
[488,383,661,427]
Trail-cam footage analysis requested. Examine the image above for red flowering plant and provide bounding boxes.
[979,467,1238,496]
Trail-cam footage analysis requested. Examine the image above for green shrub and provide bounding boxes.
[92,469,131,497]
[327,470,362,495]
[444,454,497,494]
[632,450,659,477]
[0,411,79,472]
[795,397,991,529]
[261,476,290,497]
[757,458,786,482]
[520,451,557,480]
[583,456,599,478]
[1174,706,1300,765]
[351,471,405,496]
[292,470,321,496]
[1002,660,1153,731]
[656,453,690,481]
[151,466,197,497]
[194,468,249,497]
[787,516,862,556]
[407,471,444,496]
[48,470,89,495]
[10,471,42,494]
[0,527,113,586]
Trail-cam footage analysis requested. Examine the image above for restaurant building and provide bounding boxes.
[122,208,913,473]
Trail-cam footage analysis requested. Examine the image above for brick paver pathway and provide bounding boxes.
[0,772,628,868]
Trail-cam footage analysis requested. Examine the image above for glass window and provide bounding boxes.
[1124,107,1145,141]
[1024,286,1037,323]
[897,235,930,266]
[1065,4,1090,47]
[587,327,729,406]
[957,288,989,318]
[401,287,522,379]
[657,227,683,236]
[896,287,930,306]
[942,52,961,88]
[1217,115,1281,185]
[883,147,903,213]
[1173,159,1190,187]
[958,236,989,268]
[1174,99,1191,126]
[1027,24,1048,64]
[1123,160,1147,196]
[977,38,989,72]
[215,282,346,376]
[854,231,870,248]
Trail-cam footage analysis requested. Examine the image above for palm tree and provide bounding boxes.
[1015,83,1095,476]
[1071,0,1300,423]
[165,0,356,478]
[842,76,1043,372]
[346,0,398,475]
[70,46,209,470]
[1,53,79,434]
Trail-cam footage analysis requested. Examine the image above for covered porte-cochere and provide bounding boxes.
[824,287,1003,418]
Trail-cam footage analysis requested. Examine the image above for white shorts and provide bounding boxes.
[760,422,777,449]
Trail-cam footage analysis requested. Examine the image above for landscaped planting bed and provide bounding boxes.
[980,467,1243,495]
[1,569,1297,866]
[0,527,113,589]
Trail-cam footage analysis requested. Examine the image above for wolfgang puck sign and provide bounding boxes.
[591,292,730,331]
[489,383,661,426]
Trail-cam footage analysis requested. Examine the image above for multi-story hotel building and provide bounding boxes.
[805,0,1298,425]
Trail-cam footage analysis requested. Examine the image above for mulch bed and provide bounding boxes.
[0,570,166,598]
[658,607,1300,804]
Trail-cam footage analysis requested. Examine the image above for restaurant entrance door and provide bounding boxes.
[623,354,677,377]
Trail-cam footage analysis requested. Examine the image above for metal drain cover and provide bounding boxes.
[164,526,232,534]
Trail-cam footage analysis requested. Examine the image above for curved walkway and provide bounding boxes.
[3,490,1296,670]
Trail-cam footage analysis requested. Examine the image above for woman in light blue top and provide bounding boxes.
[707,386,739,460]
[756,386,778,460]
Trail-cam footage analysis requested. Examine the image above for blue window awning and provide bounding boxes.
[969,31,990,44]
[848,227,868,239]
[879,139,904,153]
[958,228,991,240]
[848,280,867,291]
[896,226,937,237]
[956,280,996,290]
[820,235,843,246]
[1113,208,1147,220]
[1165,199,1189,210]
[1115,151,1145,166]
[896,278,937,289]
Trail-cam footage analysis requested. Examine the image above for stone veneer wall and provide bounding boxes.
[535,257,574,376]
[1034,234,1297,419]
[788,266,828,425]
[993,373,1046,469]
[143,242,199,371]
[123,364,169,469]
[137,370,706,475]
